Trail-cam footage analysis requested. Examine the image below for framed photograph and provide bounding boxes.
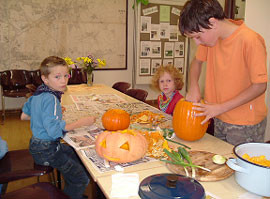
[151,42,161,57]
[174,58,185,74]
[140,41,151,57]
[150,24,160,40]
[160,23,170,39]
[163,59,173,67]
[140,59,151,76]
[174,41,185,57]
[151,59,162,75]
[141,16,151,33]
[169,25,178,41]
[164,42,174,58]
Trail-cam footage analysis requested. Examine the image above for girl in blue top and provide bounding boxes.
[21,56,95,199]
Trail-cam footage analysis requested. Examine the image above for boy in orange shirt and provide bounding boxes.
[179,0,268,145]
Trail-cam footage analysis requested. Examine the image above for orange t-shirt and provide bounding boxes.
[196,20,268,125]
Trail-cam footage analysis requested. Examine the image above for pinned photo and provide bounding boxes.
[140,59,151,76]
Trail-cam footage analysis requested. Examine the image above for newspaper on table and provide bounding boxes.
[63,125,104,149]
[62,104,98,124]
[70,94,127,111]
[81,147,158,173]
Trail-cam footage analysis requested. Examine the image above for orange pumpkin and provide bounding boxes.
[172,99,209,141]
[95,129,148,163]
[102,109,130,131]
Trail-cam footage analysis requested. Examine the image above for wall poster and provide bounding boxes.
[135,0,188,84]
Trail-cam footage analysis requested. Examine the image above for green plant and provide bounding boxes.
[132,0,149,9]
[76,55,106,74]
[64,55,106,74]
[161,147,211,178]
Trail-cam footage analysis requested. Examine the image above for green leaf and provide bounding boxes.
[178,147,191,163]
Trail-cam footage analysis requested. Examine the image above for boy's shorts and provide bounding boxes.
[214,117,266,146]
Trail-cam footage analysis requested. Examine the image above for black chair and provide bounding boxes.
[145,99,159,109]
[68,68,87,85]
[2,182,69,199]
[0,70,32,124]
[25,69,43,98]
[0,149,58,195]
[112,82,131,93]
[30,69,43,87]
[125,88,148,102]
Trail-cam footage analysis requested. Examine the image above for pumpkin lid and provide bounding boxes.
[139,173,205,199]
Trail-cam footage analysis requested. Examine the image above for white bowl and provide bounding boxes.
[227,142,270,197]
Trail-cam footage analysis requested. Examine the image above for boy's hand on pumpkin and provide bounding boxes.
[192,102,224,125]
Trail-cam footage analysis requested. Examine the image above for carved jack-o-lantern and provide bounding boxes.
[95,129,148,163]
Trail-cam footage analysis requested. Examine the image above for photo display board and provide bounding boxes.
[135,0,188,84]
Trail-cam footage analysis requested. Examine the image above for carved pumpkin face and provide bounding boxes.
[95,129,148,163]
[173,99,209,141]
[102,109,130,131]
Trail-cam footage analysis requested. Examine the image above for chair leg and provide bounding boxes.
[56,169,62,189]
[1,90,5,125]
[1,183,8,195]
[50,169,57,187]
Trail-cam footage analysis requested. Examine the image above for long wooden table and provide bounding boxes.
[62,84,251,199]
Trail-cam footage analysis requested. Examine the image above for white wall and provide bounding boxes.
[244,0,270,141]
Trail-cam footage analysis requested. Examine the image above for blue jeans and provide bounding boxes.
[29,137,89,199]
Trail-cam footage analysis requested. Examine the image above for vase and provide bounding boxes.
[87,72,94,86]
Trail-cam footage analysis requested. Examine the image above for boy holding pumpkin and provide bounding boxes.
[152,65,184,115]
[21,56,95,199]
[179,0,268,145]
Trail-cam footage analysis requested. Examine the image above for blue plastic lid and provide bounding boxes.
[139,173,205,199]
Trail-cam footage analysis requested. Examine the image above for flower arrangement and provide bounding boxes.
[64,54,106,74]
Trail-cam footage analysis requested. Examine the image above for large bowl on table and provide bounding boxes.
[226,142,270,197]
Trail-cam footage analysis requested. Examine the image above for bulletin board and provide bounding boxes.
[135,0,188,84]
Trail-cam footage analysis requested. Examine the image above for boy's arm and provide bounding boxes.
[185,58,203,102]
[21,112,31,120]
[193,82,267,124]
[65,116,96,131]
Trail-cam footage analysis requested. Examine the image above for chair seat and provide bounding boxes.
[3,88,31,98]
[68,68,87,85]
[125,88,148,102]
[2,182,69,199]
[0,149,53,184]
[112,82,131,93]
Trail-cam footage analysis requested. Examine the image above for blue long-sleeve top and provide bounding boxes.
[22,92,66,141]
